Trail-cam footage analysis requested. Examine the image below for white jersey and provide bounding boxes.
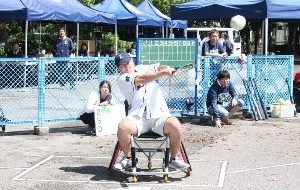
[117,64,170,119]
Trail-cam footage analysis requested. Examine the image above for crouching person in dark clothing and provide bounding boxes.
[206,70,244,128]
[80,80,114,135]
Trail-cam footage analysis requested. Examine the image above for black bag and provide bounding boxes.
[80,112,90,124]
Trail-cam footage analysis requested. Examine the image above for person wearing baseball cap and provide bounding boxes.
[113,52,190,172]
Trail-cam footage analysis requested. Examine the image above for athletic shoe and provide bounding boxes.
[114,157,132,170]
[169,159,190,171]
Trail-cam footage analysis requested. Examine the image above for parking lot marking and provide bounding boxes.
[227,161,300,174]
[21,178,216,188]
[217,161,227,187]
[11,155,224,188]
[12,155,54,181]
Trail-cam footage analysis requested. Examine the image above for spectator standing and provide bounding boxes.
[52,28,75,88]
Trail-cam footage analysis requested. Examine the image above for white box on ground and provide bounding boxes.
[270,103,295,118]
[94,104,125,136]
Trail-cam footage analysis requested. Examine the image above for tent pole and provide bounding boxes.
[77,22,79,56]
[39,22,41,54]
[166,27,168,38]
[162,27,164,38]
[136,25,139,39]
[115,24,118,53]
[264,18,268,56]
[25,20,28,58]
[261,20,265,55]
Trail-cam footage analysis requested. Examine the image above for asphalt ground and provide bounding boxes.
[0,115,299,190]
[0,64,299,190]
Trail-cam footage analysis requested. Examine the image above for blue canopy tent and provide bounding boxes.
[171,0,267,20]
[264,0,300,55]
[0,0,27,20]
[137,0,187,38]
[0,0,117,56]
[267,0,300,20]
[94,0,164,26]
[171,0,300,55]
[22,0,117,56]
[21,0,116,24]
[93,0,165,40]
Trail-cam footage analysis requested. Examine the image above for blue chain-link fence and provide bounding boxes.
[0,55,293,129]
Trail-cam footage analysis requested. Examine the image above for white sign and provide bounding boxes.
[94,104,126,136]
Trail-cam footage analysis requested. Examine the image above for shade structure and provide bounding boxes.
[137,0,187,29]
[171,0,267,20]
[21,0,116,24]
[0,0,27,20]
[0,0,117,57]
[93,0,164,26]
[267,0,300,20]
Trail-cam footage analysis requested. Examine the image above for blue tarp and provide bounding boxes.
[0,0,27,20]
[267,0,300,20]
[93,0,164,26]
[0,0,116,24]
[171,0,267,20]
[137,0,187,29]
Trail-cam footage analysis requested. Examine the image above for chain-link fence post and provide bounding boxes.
[34,58,48,135]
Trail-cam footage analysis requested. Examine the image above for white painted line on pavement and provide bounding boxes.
[18,178,217,188]
[12,155,54,181]
[217,161,227,187]
[227,162,300,174]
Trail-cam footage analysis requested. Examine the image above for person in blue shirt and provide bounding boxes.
[52,28,75,88]
[222,33,234,56]
[53,28,74,57]
[202,29,227,58]
[206,70,244,128]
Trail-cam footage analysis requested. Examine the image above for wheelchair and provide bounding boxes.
[108,132,191,182]
[108,101,191,182]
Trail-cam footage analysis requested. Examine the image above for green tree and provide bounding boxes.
[79,0,102,7]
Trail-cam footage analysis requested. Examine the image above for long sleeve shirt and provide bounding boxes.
[206,80,237,118]
[53,37,74,57]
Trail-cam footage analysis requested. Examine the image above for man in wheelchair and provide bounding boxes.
[113,52,190,171]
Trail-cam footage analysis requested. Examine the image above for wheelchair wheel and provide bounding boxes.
[1,126,5,132]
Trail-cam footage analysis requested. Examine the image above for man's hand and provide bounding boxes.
[221,52,227,59]
[158,65,175,76]
[231,98,238,107]
[215,118,222,128]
